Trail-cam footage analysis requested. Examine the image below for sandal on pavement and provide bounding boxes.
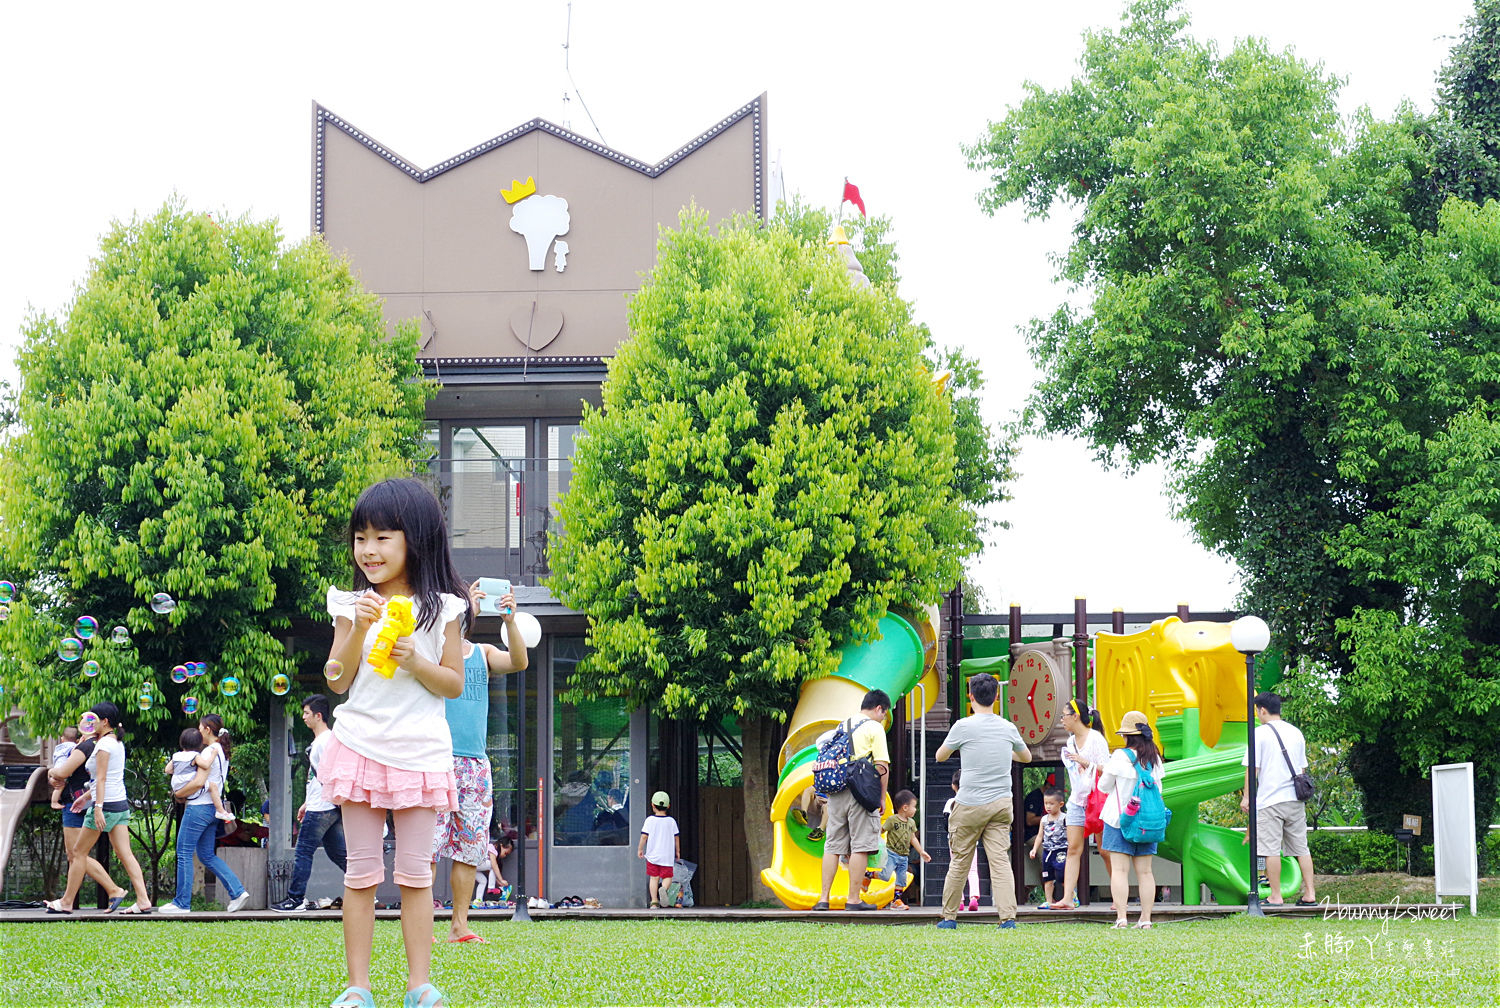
[811,901,829,910]
[330,987,374,1008]
[44,900,72,915]
[403,983,446,1008]
[105,894,126,913]
[119,903,153,915]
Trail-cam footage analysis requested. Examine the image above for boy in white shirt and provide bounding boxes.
[636,790,680,909]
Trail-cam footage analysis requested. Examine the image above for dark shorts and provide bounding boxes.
[646,861,674,879]
[61,807,85,829]
[1040,849,1066,882]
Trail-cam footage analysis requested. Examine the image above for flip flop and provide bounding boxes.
[447,933,489,944]
[1108,920,1129,928]
[44,900,72,915]
[402,983,446,1008]
[330,987,375,1008]
[1296,899,1319,906]
[1135,921,1154,929]
[119,904,153,915]
[105,894,126,913]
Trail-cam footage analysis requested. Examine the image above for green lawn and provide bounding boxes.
[0,915,1495,1007]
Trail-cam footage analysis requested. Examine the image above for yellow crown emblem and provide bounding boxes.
[500,177,538,204]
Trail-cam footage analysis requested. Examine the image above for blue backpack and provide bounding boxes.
[1119,751,1171,843]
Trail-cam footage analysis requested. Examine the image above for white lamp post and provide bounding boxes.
[1231,615,1271,916]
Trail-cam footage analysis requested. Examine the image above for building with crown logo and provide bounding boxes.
[307,97,767,907]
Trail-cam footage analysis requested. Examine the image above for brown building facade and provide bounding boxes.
[314,98,766,906]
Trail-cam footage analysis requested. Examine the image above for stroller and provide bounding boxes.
[662,858,696,908]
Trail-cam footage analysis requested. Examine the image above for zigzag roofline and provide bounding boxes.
[311,94,766,233]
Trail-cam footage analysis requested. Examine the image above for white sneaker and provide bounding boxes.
[157,902,189,914]
[225,892,250,913]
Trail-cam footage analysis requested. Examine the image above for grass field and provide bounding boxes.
[1,913,1495,1007]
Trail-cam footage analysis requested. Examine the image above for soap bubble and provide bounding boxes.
[110,625,131,646]
[182,696,198,715]
[0,604,9,622]
[137,688,153,711]
[322,659,343,680]
[218,676,240,697]
[0,581,14,603]
[73,615,98,639]
[196,661,209,678]
[78,712,98,734]
[58,638,83,662]
[271,673,290,696]
[149,592,177,614]
[171,665,188,684]
[82,660,101,678]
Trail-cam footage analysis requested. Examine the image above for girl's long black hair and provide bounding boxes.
[1124,728,1162,770]
[349,478,472,636]
[1068,698,1106,734]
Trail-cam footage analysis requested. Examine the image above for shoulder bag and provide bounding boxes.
[1267,724,1316,802]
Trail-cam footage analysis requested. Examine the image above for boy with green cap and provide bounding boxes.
[637,790,680,908]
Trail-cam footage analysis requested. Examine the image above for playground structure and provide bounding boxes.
[761,607,940,909]
[762,604,1300,909]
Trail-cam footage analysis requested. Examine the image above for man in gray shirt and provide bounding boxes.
[934,672,1032,929]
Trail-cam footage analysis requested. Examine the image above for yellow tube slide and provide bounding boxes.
[761,607,939,909]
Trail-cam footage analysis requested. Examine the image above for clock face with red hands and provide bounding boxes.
[1007,650,1060,743]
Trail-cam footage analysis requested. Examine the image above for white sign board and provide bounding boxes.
[1431,762,1478,916]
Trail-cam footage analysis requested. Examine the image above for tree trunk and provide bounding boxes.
[740,714,778,902]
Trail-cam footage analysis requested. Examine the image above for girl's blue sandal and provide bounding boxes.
[403,984,446,1008]
[330,987,375,1008]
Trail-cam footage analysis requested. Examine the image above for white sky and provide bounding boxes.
[0,0,1475,613]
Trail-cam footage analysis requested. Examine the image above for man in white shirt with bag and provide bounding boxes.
[1240,691,1317,906]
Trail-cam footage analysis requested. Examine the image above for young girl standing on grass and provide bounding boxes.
[322,478,470,1008]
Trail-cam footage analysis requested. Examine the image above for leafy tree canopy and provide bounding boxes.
[0,200,430,745]
[548,207,986,721]
[775,197,1016,546]
[965,0,1500,835]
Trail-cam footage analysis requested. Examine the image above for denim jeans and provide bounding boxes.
[887,852,910,890]
[174,803,245,908]
[287,807,347,901]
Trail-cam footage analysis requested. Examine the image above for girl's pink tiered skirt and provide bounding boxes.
[320,736,457,812]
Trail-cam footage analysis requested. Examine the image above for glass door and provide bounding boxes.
[544,637,647,906]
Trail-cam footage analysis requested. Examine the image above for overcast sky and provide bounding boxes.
[0,0,1476,614]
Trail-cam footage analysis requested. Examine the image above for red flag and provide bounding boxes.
[842,179,866,217]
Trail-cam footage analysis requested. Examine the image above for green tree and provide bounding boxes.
[964,0,1500,847]
[548,207,987,891]
[0,201,430,747]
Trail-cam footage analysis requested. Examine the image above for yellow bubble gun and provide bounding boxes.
[367,595,415,678]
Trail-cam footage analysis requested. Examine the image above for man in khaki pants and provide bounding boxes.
[934,672,1033,929]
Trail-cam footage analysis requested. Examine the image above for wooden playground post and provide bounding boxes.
[1073,597,1092,905]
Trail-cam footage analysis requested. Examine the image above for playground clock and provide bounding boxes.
[1008,650,1062,743]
